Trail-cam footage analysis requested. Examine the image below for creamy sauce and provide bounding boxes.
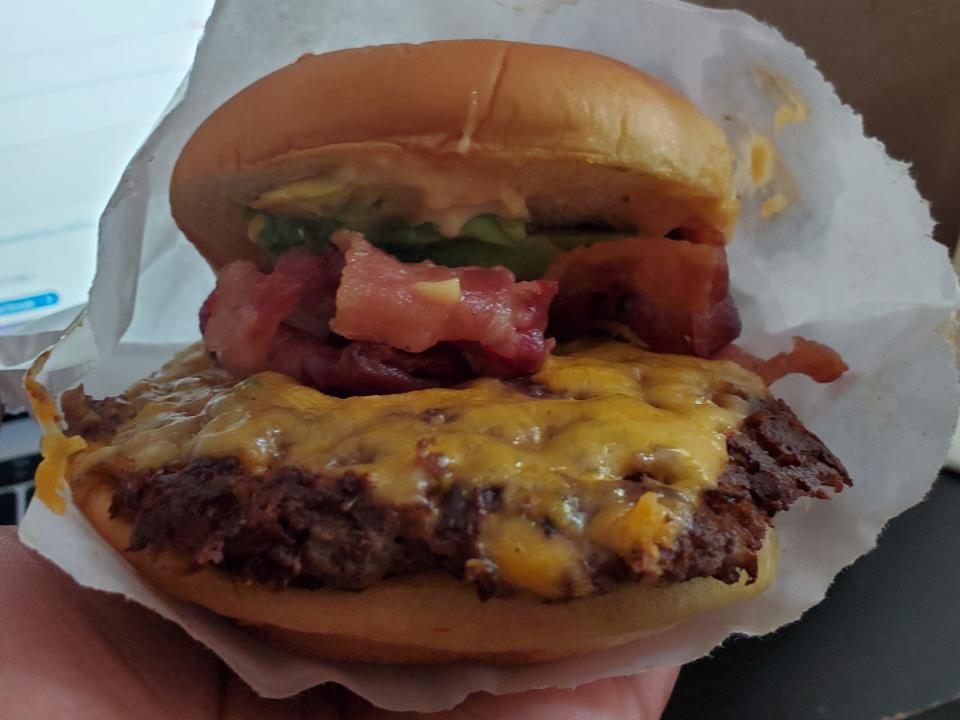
[774,102,809,132]
[253,146,530,237]
[761,192,789,218]
[732,129,794,221]
[64,341,766,597]
[751,66,810,133]
[748,133,776,188]
[457,89,481,155]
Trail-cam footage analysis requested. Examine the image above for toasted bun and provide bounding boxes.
[171,40,738,271]
[79,482,775,664]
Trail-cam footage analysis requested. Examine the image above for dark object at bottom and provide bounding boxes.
[663,471,960,720]
[0,455,40,525]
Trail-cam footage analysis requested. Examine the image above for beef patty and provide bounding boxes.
[87,397,849,600]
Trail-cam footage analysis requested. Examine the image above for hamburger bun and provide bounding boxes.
[170,40,737,271]
[79,482,776,663]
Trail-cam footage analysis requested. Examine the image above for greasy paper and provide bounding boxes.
[16,0,960,712]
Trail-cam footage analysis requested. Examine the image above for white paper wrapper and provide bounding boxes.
[15,0,960,712]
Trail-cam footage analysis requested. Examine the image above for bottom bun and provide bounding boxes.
[80,483,777,664]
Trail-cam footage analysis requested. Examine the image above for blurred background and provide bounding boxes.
[0,0,212,522]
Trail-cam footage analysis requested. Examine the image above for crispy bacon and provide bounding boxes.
[545,237,741,357]
[200,225,843,396]
[200,233,556,394]
[330,232,557,375]
[201,258,305,376]
[265,328,472,395]
[201,247,340,378]
[274,247,343,339]
[335,341,472,394]
[666,224,727,247]
[719,337,848,385]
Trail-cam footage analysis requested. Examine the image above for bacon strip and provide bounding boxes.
[667,224,727,247]
[199,234,556,394]
[718,337,848,385]
[545,237,741,357]
[265,328,472,395]
[330,232,557,375]
[201,247,339,378]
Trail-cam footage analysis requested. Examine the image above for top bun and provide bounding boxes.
[171,40,738,270]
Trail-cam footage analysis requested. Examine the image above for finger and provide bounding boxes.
[0,527,221,720]
[342,666,681,720]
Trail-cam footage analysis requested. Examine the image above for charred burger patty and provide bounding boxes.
[62,344,849,601]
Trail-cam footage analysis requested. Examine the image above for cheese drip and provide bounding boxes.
[26,350,87,514]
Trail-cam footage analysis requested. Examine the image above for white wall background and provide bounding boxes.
[0,0,213,329]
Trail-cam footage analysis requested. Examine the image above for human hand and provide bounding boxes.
[0,526,678,719]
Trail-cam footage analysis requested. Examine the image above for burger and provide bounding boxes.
[35,40,851,663]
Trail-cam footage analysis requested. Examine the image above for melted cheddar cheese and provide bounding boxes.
[65,341,766,598]
[26,350,87,514]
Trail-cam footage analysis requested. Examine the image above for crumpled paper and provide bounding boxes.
[14,0,959,712]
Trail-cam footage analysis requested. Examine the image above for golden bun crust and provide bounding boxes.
[171,40,738,271]
[80,483,776,664]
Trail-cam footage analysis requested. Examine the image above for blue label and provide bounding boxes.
[0,292,59,317]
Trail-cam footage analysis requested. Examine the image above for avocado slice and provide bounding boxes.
[247,208,628,279]
[459,214,527,245]
[531,231,629,251]
[252,177,352,216]
[368,219,447,246]
[251,213,340,255]
[383,235,560,281]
